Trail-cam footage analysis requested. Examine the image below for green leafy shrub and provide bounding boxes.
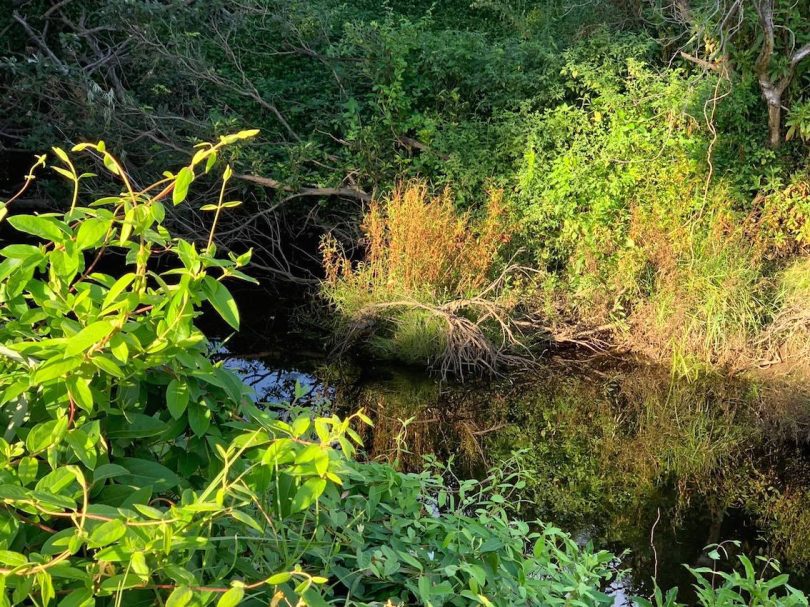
[0,138,625,606]
[508,31,800,368]
[639,550,809,607]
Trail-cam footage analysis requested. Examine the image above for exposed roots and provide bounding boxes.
[334,296,534,381]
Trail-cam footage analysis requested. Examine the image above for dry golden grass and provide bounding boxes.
[320,182,526,378]
[323,181,510,301]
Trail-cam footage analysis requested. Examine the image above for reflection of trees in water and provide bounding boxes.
[331,371,512,476]
[331,361,810,594]
[221,349,810,591]
[218,349,335,407]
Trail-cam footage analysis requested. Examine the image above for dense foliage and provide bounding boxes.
[1,0,810,600]
[0,140,625,606]
[0,138,808,605]
[1,0,808,372]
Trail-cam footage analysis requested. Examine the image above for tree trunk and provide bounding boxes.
[767,101,782,148]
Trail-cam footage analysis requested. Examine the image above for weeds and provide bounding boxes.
[321,182,529,378]
[757,257,810,371]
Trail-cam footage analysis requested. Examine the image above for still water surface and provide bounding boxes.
[208,293,810,602]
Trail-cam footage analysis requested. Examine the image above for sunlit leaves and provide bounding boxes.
[75,217,110,250]
[65,321,114,356]
[88,520,127,549]
[216,586,244,607]
[218,129,260,145]
[6,215,68,242]
[25,419,68,454]
[173,167,194,205]
[291,477,327,513]
[102,153,120,175]
[165,585,193,607]
[202,276,240,330]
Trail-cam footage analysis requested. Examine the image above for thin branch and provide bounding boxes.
[12,11,69,73]
[237,174,371,203]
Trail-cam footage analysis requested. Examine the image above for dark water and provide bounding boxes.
[206,289,810,602]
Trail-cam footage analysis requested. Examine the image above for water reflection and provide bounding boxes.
[213,342,334,405]
[218,347,810,599]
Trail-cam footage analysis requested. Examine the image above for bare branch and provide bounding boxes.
[791,43,810,69]
[12,11,69,73]
[237,174,371,203]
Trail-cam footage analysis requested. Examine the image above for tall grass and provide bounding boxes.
[321,182,523,377]
[636,224,765,372]
[323,182,510,300]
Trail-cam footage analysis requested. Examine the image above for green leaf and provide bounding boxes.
[418,576,432,602]
[102,153,119,175]
[94,544,131,564]
[33,356,83,383]
[291,478,327,513]
[166,380,189,420]
[107,414,165,439]
[295,445,328,476]
[0,244,42,260]
[202,276,240,330]
[130,551,148,577]
[230,510,263,532]
[115,457,181,491]
[166,586,193,607]
[65,321,114,356]
[173,167,194,205]
[91,354,124,378]
[26,418,68,453]
[267,572,291,585]
[67,377,94,412]
[75,218,109,250]
[87,519,126,548]
[92,464,129,485]
[219,130,260,144]
[0,550,27,567]
[109,335,129,363]
[52,147,69,163]
[101,273,136,312]
[39,572,55,606]
[291,417,310,438]
[205,151,218,173]
[188,402,211,437]
[35,466,79,495]
[7,215,68,242]
[16,457,38,486]
[216,587,244,607]
[58,588,94,607]
[66,429,97,469]
[301,588,330,607]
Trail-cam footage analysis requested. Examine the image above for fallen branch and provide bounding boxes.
[237,174,371,203]
[679,51,727,74]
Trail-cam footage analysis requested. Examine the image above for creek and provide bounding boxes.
[206,287,810,603]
